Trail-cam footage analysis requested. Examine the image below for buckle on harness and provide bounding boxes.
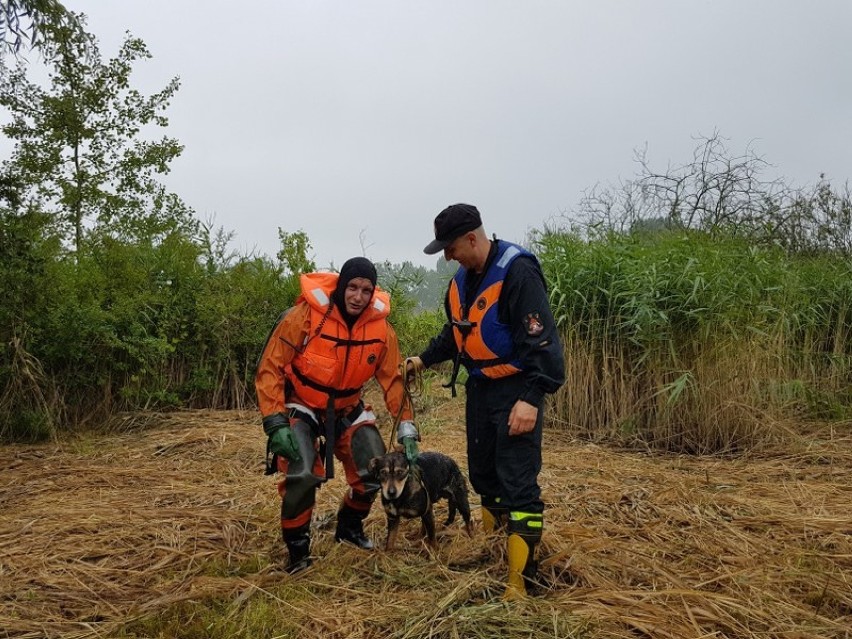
[452,318,475,337]
[339,403,363,428]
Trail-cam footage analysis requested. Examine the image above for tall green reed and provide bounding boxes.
[539,230,852,452]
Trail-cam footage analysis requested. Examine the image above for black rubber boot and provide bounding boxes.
[522,541,540,590]
[283,527,312,574]
[334,504,374,550]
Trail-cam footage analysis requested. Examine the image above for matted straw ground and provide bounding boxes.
[1,387,850,639]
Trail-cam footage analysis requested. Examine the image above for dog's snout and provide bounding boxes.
[387,486,397,499]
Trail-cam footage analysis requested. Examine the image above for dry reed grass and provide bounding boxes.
[1,388,850,638]
[549,333,839,454]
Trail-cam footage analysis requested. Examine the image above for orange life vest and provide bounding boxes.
[448,240,532,379]
[286,272,391,411]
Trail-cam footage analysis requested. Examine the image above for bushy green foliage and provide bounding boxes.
[0,214,305,439]
[0,209,62,440]
[276,228,316,277]
[191,253,301,409]
[390,306,447,361]
[0,175,434,441]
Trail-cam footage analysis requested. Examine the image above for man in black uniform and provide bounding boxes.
[407,203,565,599]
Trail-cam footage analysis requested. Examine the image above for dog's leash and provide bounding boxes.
[388,357,421,451]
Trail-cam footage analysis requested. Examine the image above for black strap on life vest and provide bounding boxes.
[319,334,383,347]
[320,398,365,481]
[291,364,361,399]
[459,353,514,370]
[322,394,336,480]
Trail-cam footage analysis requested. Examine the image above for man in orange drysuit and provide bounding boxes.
[255,257,419,573]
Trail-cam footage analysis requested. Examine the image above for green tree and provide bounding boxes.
[276,228,316,276]
[0,18,193,252]
[1,0,77,55]
[377,259,449,311]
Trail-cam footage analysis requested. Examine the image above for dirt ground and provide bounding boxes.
[1,394,851,639]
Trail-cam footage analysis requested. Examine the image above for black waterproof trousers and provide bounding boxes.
[464,373,544,514]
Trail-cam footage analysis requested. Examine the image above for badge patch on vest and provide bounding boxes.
[525,312,544,336]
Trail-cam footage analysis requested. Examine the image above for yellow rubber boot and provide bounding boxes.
[504,533,530,600]
[481,506,498,533]
[504,510,543,600]
[481,504,509,561]
[481,499,507,534]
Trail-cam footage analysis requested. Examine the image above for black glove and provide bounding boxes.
[262,413,301,462]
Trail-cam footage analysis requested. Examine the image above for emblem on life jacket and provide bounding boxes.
[367,353,377,364]
[476,297,486,310]
[525,312,544,336]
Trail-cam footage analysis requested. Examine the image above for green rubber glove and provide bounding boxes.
[269,427,301,462]
[397,420,420,463]
[401,436,419,463]
[263,413,302,462]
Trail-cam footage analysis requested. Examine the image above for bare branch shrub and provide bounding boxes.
[570,131,851,256]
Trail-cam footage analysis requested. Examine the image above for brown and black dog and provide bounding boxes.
[368,450,474,550]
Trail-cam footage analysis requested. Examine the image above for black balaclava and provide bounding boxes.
[332,257,378,326]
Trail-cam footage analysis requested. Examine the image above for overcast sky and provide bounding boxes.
[9,1,852,269]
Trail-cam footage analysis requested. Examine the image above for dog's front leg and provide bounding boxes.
[385,516,400,550]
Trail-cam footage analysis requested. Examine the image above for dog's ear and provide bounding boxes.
[367,456,380,476]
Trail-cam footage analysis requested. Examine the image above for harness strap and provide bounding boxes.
[291,364,361,398]
[443,318,477,398]
[320,335,383,347]
[323,395,336,480]
[410,464,431,513]
[442,352,463,398]
[321,400,364,481]
[459,354,514,369]
[338,402,363,428]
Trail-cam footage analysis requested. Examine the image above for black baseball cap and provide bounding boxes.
[423,203,482,254]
